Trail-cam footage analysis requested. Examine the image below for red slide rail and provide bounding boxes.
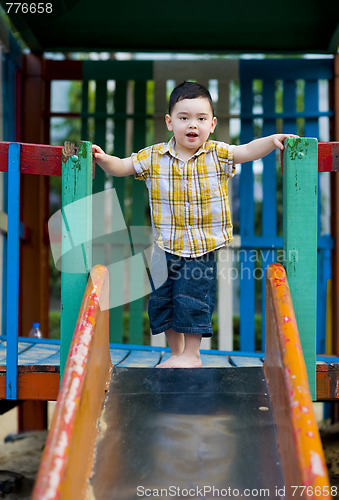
[32,265,112,500]
[265,263,331,499]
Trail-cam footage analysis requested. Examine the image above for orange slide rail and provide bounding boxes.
[32,265,112,500]
[265,263,331,500]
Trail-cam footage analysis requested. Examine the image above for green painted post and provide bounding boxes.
[129,81,147,344]
[60,141,93,379]
[109,80,128,344]
[283,137,318,400]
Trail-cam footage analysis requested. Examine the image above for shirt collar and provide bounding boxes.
[161,137,212,160]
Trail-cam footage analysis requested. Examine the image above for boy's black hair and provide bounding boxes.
[168,81,215,115]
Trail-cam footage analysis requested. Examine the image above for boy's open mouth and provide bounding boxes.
[187,132,198,138]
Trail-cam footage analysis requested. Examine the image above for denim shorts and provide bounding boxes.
[148,249,217,337]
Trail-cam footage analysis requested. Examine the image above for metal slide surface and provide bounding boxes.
[90,366,284,500]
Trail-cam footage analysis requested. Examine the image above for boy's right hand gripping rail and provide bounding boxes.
[265,263,332,500]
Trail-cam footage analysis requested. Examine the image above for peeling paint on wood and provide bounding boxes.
[265,263,331,498]
[32,265,112,500]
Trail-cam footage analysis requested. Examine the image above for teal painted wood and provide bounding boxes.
[109,80,128,344]
[110,348,130,365]
[283,137,318,400]
[6,143,20,399]
[229,356,264,367]
[116,349,161,367]
[129,81,147,344]
[60,141,93,379]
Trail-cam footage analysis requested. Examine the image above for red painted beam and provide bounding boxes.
[0,141,96,177]
[0,142,63,176]
[318,142,339,172]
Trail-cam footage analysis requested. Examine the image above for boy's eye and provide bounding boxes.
[199,117,206,121]
[180,117,187,120]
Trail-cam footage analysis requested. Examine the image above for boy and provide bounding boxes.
[92,81,297,369]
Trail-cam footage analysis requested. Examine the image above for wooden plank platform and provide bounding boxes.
[0,337,339,400]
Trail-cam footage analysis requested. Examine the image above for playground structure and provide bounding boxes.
[0,136,337,498]
[32,264,331,499]
[0,4,338,497]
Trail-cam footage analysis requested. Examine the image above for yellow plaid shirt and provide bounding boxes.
[132,137,236,257]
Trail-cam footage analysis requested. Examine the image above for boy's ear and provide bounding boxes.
[211,117,217,133]
[165,114,173,131]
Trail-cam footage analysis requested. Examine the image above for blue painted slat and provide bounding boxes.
[159,351,171,364]
[35,352,60,366]
[2,172,8,341]
[110,348,129,365]
[229,356,264,367]
[240,236,333,250]
[239,111,333,120]
[6,339,60,366]
[261,80,277,348]
[2,56,17,342]
[261,250,276,351]
[18,344,60,365]
[317,249,331,353]
[304,79,328,354]
[0,342,6,363]
[239,76,255,351]
[262,81,277,237]
[6,143,20,399]
[283,81,297,135]
[116,350,162,367]
[239,59,333,81]
[239,251,255,352]
[304,80,319,139]
[200,354,232,367]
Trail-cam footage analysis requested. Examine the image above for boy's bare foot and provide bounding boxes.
[156,354,179,368]
[156,353,202,368]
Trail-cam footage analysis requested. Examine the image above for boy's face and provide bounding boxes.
[165,98,217,158]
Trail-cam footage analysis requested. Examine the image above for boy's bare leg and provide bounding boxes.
[156,328,185,367]
[157,333,202,368]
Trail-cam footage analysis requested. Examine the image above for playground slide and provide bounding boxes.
[32,264,331,500]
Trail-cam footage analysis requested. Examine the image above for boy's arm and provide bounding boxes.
[233,134,298,165]
[92,144,135,177]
